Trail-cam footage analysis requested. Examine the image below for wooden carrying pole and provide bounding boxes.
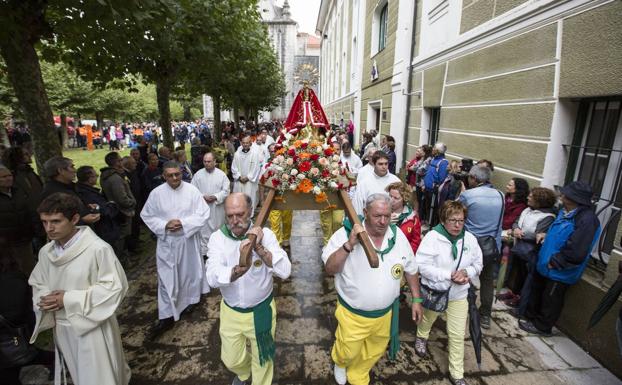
[337,190,379,268]
[238,188,379,268]
[239,189,275,267]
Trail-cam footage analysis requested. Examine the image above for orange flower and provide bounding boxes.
[314,192,328,203]
[298,152,312,160]
[296,178,314,193]
[294,140,303,148]
[276,148,286,155]
[309,140,322,148]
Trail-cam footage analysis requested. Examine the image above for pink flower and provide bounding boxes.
[310,167,320,176]
[318,157,329,166]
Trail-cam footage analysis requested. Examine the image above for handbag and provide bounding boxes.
[0,314,38,369]
[510,240,538,262]
[477,190,504,266]
[420,242,465,312]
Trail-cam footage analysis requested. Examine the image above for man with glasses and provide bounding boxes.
[141,161,211,339]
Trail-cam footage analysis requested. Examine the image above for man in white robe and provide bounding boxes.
[141,160,210,339]
[29,192,130,385]
[340,141,363,177]
[232,134,263,211]
[353,151,400,215]
[191,152,230,255]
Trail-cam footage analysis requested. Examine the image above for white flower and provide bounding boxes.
[297,173,306,180]
[276,155,285,163]
[313,186,322,195]
[285,133,292,140]
[281,173,289,180]
[290,169,299,176]
[286,158,294,165]
[290,184,297,190]
[331,169,340,176]
[330,162,339,169]
[329,181,338,189]
[316,146,323,154]
[322,144,329,150]
[275,166,284,172]
[332,155,341,162]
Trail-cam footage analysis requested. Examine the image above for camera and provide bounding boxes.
[89,204,100,214]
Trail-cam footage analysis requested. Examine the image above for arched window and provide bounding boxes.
[378,4,388,51]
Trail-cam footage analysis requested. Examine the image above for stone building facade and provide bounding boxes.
[318,0,622,377]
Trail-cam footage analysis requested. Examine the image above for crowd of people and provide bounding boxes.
[0,120,609,385]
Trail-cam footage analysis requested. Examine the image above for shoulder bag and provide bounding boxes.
[419,241,465,313]
[0,314,38,369]
[477,190,504,266]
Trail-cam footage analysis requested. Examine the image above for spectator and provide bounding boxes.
[520,181,601,336]
[406,144,433,220]
[130,148,146,177]
[423,142,449,225]
[0,245,54,385]
[75,166,120,250]
[436,160,465,210]
[503,178,529,230]
[359,132,373,163]
[458,165,504,329]
[0,166,38,275]
[40,156,100,226]
[123,156,144,254]
[172,149,193,183]
[2,146,43,211]
[142,153,164,196]
[386,141,397,175]
[100,152,137,258]
[476,159,494,172]
[503,187,557,310]
[158,146,172,168]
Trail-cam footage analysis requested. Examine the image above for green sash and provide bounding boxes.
[224,294,275,366]
[338,295,401,360]
[220,224,248,241]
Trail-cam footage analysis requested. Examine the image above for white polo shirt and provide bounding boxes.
[322,224,417,311]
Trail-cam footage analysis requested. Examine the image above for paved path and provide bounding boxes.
[21,211,622,384]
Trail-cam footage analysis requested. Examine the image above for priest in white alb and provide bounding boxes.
[29,192,130,385]
[232,134,263,211]
[141,160,211,339]
[191,152,230,256]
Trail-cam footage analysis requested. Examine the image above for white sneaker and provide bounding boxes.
[334,364,347,384]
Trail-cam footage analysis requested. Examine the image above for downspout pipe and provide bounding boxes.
[401,0,418,171]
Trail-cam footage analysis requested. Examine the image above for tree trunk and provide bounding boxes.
[213,95,222,142]
[233,105,240,132]
[0,27,61,171]
[95,111,103,133]
[156,76,174,149]
[183,105,191,121]
[60,113,69,149]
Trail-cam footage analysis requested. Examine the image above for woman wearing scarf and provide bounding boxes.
[386,181,421,254]
[414,201,483,385]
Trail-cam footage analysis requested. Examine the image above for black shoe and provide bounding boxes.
[480,315,491,329]
[182,303,198,317]
[146,317,174,340]
[518,320,552,336]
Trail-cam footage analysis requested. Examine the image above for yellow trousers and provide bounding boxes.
[331,302,391,385]
[219,299,277,385]
[320,209,344,245]
[269,210,292,244]
[416,299,468,379]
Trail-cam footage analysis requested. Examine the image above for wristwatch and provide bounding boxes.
[342,242,352,253]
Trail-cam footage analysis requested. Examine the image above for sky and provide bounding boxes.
[279,0,322,35]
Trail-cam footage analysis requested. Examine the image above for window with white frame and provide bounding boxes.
[371,1,389,56]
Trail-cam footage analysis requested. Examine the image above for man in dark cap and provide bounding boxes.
[520,181,601,336]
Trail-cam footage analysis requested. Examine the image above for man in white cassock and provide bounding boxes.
[353,151,400,215]
[340,141,363,177]
[232,134,263,211]
[29,192,130,385]
[141,160,210,339]
[191,152,230,256]
[252,130,270,164]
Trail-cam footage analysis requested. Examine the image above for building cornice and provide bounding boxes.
[316,0,332,35]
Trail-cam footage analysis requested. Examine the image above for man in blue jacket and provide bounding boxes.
[520,181,601,336]
[422,142,448,224]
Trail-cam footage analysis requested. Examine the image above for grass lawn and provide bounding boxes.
[64,147,132,171]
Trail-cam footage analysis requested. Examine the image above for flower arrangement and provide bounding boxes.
[259,136,352,203]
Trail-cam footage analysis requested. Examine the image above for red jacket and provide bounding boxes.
[397,209,422,254]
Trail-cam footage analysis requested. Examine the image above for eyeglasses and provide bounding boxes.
[446,219,465,225]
